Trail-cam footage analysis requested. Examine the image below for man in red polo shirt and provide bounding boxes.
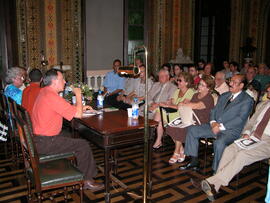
[22,68,42,116]
[32,69,103,190]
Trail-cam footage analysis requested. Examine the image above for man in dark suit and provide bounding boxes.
[181,74,254,172]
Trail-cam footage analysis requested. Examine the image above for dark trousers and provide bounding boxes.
[184,123,238,171]
[104,94,131,110]
[33,132,97,180]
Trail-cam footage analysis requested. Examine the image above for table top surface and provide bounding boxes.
[76,110,157,135]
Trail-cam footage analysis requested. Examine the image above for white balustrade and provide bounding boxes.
[86,69,110,92]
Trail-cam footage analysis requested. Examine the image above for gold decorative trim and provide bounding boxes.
[44,0,57,67]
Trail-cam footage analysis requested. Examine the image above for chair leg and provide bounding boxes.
[64,186,68,202]
[37,193,42,203]
[80,183,83,203]
[203,139,208,175]
[27,178,32,200]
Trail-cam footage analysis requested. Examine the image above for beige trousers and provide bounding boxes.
[206,134,270,192]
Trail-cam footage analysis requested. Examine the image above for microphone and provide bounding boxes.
[117,66,140,76]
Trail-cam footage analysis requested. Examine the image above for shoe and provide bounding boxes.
[153,142,163,149]
[201,180,216,202]
[83,180,104,191]
[179,162,199,171]
[169,153,185,164]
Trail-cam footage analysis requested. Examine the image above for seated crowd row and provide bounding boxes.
[2,58,270,200]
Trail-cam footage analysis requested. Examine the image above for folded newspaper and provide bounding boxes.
[234,135,263,150]
[168,117,182,127]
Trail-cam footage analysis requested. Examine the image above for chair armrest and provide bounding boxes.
[39,152,76,164]
[160,107,177,113]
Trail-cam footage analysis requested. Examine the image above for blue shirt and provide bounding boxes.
[103,71,125,93]
[4,84,22,105]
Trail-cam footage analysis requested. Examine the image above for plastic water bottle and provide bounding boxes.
[132,97,139,119]
[97,90,104,109]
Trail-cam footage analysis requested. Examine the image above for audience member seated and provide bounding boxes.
[245,66,261,102]
[161,63,173,78]
[103,59,126,106]
[117,65,153,105]
[225,61,239,79]
[262,83,270,101]
[197,59,206,75]
[170,64,183,83]
[140,69,177,119]
[188,65,201,87]
[153,72,196,149]
[4,67,26,105]
[221,60,230,76]
[181,74,254,172]
[203,63,214,78]
[240,61,251,74]
[32,69,103,191]
[22,68,42,116]
[246,66,261,92]
[214,71,229,95]
[166,75,215,163]
[192,90,270,201]
[255,63,270,91]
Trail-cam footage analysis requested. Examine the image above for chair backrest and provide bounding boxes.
[16,117,41,191]
[16,104,33,134]
[0,92,8,116]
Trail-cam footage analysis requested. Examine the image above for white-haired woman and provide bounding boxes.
[4,67,26,105]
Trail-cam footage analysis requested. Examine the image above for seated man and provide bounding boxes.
[103,59,125,106]
[192,91,270,201]
[22,68,42,116]
[214,71,229,95]
[188,65,201,87]
[32,69,103,190]
[245,66,261,101]
[117,64,153,105]
[181,74,254,172]
[140,69,177,119]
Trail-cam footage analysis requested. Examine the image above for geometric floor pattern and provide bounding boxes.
[0,137,268,203]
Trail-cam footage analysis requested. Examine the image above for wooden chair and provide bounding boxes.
[16,117,84,202]
[15,103,76,164]
[6,97,21,164]
[0,92,10,157]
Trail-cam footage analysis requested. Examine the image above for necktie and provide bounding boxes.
[224,95,233,109]
[253,107,270,139]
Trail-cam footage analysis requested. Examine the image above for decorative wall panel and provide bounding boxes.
[26,0,41,69]
[16,0,83,82]
[44,0,57,66]
[148,0,194,72]
[16,0,28,67]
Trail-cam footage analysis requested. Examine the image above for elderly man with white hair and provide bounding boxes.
[140,69,177,122]
[214,71,229,95]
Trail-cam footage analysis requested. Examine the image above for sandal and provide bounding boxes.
[169,153,181,164]
[178,151,186,163]
[153,142,163,149]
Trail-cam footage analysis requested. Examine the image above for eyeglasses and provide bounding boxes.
[177,79,182,82]
[16,76,25,81]
[229,80,241,85]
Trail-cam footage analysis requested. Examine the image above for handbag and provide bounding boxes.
[168,106,201,128]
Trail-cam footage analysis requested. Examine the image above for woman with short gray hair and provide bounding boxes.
[4,67,26,105]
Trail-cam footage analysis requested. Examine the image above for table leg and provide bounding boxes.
[104,147,111,203]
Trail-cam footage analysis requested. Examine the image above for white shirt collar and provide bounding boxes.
[231,91,242,100]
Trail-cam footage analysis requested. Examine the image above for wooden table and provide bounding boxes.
[73,110,157,203]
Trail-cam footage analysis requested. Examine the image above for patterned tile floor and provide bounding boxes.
[0,138,267,203]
